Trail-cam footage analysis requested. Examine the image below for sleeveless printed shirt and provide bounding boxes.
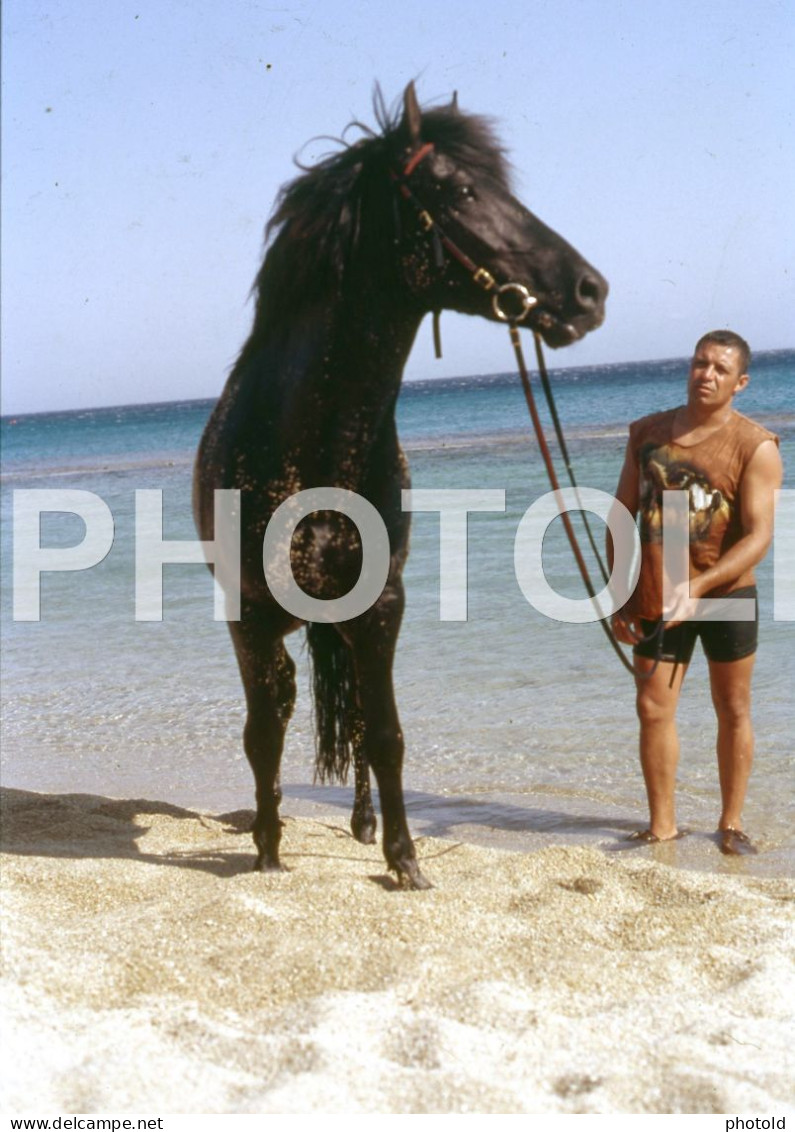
[628,407,778,621]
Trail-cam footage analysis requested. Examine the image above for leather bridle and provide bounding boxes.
[391,142,538,326]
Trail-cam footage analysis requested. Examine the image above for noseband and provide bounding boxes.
[393,143,655,679]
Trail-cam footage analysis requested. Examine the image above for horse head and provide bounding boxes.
[392,82,608,348]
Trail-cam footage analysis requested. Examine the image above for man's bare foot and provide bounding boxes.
[625,829,686,844]
[719,828,758,856]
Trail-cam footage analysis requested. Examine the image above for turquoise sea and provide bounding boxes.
[2,350,793,876]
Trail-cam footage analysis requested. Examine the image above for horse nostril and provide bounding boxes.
[576,271,603,310]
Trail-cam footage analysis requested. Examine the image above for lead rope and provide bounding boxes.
[531,332,610,586]
[508,324,663,677]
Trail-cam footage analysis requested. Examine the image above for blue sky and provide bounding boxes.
[2,0,793,414]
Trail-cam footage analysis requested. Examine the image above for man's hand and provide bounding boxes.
[662,578,699,629]
[611,610,644,645]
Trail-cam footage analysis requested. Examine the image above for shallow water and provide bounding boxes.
[2,351,793,877]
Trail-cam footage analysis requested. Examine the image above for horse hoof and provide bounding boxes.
[351,816,377,845]
[396,862,432,891]
[253,855,288,874]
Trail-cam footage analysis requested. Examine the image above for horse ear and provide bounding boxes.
[400,81,423,149]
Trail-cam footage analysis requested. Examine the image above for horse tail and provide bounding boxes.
[305,623,361,784]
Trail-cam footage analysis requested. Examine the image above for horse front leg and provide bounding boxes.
[230,617,296,872]
[360,670,429,889]
[351,730,377,845]
[344,593,430,890]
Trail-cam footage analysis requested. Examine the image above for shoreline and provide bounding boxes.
[2,787,793,1114]
[280,780,795,882]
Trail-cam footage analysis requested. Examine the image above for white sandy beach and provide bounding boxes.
[1,786,793,1114]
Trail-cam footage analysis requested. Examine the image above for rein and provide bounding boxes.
[509,328,661,676]
[395,143,663,678]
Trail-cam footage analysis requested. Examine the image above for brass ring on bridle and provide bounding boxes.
[492,282,538,323]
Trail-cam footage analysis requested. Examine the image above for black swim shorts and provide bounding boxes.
[633,585,758,665]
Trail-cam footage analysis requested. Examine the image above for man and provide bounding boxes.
[609,330,782,854]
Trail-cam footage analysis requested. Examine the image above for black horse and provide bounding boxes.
[194,83,608,888]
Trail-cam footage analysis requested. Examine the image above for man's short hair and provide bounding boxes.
[695,329,751,374]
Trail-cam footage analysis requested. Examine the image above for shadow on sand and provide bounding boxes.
[0,783,648,879]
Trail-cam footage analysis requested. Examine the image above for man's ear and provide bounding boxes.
[399,81,422,150]
[736,373,750,394]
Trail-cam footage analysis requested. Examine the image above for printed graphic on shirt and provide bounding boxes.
[638,442,731,544]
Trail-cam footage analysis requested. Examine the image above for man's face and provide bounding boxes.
[687,341,749,412]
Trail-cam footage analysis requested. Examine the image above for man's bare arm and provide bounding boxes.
[689,438,783,600]
[607,439,640,569]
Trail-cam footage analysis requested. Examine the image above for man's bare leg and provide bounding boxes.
[708,653,758,853]
[633,655,689,840]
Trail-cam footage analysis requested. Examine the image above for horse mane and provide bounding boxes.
[247,92,513,336]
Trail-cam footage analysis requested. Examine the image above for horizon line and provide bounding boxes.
[2,345,793,423]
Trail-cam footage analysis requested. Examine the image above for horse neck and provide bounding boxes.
[332,282,422,396]
[293,282,424,484]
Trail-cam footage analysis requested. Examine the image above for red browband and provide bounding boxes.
[402,142,435,179]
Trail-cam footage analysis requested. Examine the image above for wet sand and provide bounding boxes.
[1,787,793,1114]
